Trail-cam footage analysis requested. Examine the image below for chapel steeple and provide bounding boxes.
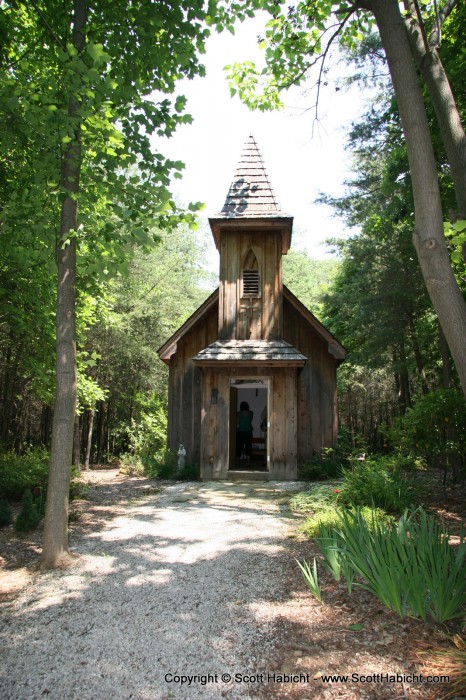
[159,133,346,482]
[220,134,282,217]
[209,135,294,341]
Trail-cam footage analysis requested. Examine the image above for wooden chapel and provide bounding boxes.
[158,135,346,480]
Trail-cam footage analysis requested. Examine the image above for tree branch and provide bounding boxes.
[412,0,431,55]
[29,0,67,52]
[430,0,458,47]
[278,5,362,128]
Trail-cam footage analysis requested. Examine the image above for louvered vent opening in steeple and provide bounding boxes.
[242,249,260,297]
[243,269,260,296]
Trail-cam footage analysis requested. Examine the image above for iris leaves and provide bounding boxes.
[299,508,466,623]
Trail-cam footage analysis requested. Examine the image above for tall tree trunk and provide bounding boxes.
[368,0,466,399]
[394,343,412,413]
[403,1,466,218]
[407,310,429,394]
[84,408,95,470]
[72,413,80,468]
[0,344,13,445]
[97,401,106,464]
[41,0,86,569]
[40,405,52,447]
[438,323,452,388]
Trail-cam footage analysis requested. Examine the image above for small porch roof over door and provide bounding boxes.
[192,339,307,367]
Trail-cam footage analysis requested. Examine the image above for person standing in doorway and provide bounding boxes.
[237,401,253,466]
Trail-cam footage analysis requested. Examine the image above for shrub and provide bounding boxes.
[389,389,466,479]
[118,454,145,476]
[291,483,392,538]
[298,452,342,480]
[0,499,13,527]
[14,489,41,532]
[113,397,168,468]
[302,505,392,538]
[69,468,92,501]
[141,449,199,480]
[301,506,393,538]
[142,448,177,478]
[297,430,365,481]
[338,454,421,513]
[0,448,49,502]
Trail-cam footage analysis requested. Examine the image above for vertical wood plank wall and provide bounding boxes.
[167,302,218,465]
[166,291,340,477]
[283,297,338,461]
[219,230,282,340]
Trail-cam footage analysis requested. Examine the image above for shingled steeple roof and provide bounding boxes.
[218,134,289,218]
[209,134,293,253]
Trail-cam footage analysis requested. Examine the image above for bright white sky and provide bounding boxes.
[156,15,370,260]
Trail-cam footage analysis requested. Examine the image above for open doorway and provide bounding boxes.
[229,379,268,471]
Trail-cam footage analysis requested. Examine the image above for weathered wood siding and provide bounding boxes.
[219,230,282,340]
[167,301,218,465]
[268,368,297,479]
[283,297,338,461]
[198,366,297,480]
[166,293,338,475]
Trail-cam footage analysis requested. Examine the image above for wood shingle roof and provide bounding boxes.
[192,339,307,366]
[218,134,289,218]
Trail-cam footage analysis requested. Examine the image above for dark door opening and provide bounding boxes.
[229,380,268,471]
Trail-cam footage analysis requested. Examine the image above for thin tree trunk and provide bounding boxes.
[84,408,95,470]
[40,405,52,447]
[97,401,106,464]
[41,0,86,569]
[438,323,452,388]
[0,348,12,446]
[72,413,80,468]
[407,310,429,394]
[368,0,466,399]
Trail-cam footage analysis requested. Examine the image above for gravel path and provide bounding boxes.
[0,479,305,700]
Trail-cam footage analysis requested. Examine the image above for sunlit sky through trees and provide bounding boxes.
[155,13,372,262]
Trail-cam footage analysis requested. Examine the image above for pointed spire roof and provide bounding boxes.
[218,134,289,218]
[209,134,293,253]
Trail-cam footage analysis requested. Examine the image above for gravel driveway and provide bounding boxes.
[0,479,305,700]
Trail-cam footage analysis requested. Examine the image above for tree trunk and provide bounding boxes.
[403,1,466,218]
[40,405,53,447]
[394,343,412,413]
[438,323,452,388]
[41,0,86,569]
[368,0,466,399]
[0,344,13,446]
[407,310,429,394]
[97,401,106,464]
[72,413,80,468]
[84,408,95,470]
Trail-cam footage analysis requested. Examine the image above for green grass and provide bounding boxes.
[289,483,341,513]
[290,482,393,537]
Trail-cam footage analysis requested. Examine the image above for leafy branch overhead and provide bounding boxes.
[226,0,466,399]
[1,1,213,267]
[0,0,258,568]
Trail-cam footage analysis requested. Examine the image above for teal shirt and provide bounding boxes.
[238,410,253,432]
